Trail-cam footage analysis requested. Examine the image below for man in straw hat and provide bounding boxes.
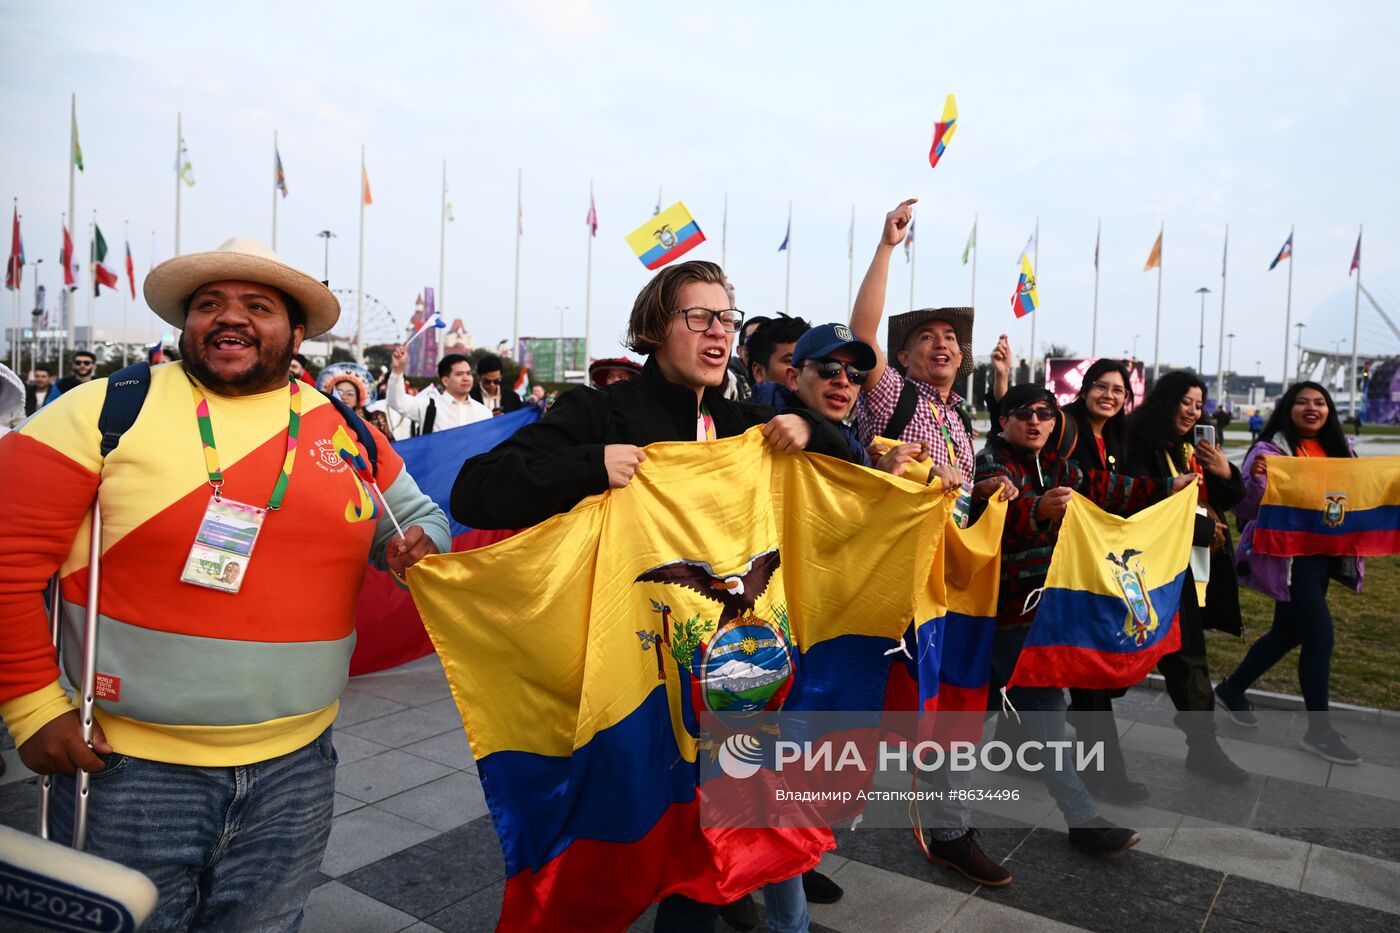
[0,237,450,930]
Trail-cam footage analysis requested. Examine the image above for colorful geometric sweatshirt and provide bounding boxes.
[0,362,451,766]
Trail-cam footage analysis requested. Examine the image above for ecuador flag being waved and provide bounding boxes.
[626,200,705,270]
[408,428,945,930]
[1007,486,1197,690]
[1011,254,1038,318]
[1253,456,1400,557]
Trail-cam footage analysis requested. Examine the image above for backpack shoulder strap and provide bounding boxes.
[883,378,919,440]
[97,362,153,458]
[319,389,379,476]
[421,398,436,435]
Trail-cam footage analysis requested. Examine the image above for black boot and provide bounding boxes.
[1184,731,1249,785]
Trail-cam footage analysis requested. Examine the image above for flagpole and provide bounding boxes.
[356,145,366,365]
[1281,223,1294,385]
[1350,225,1362,417]
[8,200,16,373]
[87,212,95,343]
[121,219,129,366]
[271,130,279,251]
[970,214,978,309]
[1091,218,1101,356]
[59,212,69,374]
[783,199,792,316]
[174,113,183,257]
[1153,222,1163,383]
[1216,224,1229,405]
[67,93,77,358]
[513,168,522,357]
[847,203,855,312]
[1030,216,1040,382]
[585,178,594,365]
[722,193,729,270]
[439,158,447,333]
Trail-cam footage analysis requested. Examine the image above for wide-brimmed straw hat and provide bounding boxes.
[144,237,340,338]
[886,307,975,382]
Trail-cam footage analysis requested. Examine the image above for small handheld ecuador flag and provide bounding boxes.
[1011,254,1038,318]
[625,201,706,270]
[928,94,958,169]
[1253,455,1400,557]
[333,425,380,523]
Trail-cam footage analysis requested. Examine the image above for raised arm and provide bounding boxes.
[849,199,916,392]
[387,345,430,424]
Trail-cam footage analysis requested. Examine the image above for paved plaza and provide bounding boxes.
[4,652,1398,932]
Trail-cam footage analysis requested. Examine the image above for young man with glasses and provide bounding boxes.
[470,353,522,415]
[56,351,98,395]
[973,384,1197,855]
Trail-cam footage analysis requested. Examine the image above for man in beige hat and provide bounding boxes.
[0,238,450,930]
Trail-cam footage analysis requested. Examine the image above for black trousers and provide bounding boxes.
[1157,607,1217,732]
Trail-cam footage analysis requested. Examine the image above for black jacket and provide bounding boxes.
[451,357,850,529]
[1122,442,1245,636]
[470,384,523,413]
[1062,400,1127,473]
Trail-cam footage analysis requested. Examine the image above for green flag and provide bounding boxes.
[962,219,976,266]
[72,111,84,172]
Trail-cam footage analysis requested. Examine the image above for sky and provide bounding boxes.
[3,0,1397,382]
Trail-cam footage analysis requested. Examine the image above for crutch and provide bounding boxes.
[36,501,102,852]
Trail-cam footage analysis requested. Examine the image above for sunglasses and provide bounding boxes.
[480,377,501,386]
[805,359,869,385]
[1010,406,1057,423]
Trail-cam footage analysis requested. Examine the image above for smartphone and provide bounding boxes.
[1193,424,1216,448]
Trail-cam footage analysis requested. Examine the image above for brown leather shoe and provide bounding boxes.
[925,829,1013,887]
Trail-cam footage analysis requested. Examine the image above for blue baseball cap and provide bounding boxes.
[791,323,877,370]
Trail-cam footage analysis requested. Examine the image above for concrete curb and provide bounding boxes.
[1140,673,1400,729]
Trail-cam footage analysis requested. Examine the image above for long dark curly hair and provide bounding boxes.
[1253,381,1350,458]
[1064,358,1135,453]
[1126,370,1207,473]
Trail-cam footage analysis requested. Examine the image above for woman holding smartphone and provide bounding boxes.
[1216,383,1363,764]
[1125,372,1248,785]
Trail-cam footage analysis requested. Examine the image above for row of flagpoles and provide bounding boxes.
[4,93,1372,409]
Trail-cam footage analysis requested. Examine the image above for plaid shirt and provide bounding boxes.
[856,367,975,489]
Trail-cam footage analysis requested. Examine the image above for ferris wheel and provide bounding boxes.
[325,290,405,346]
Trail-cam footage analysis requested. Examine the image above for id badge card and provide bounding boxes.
[179,496,266,594]
[951,488,973,529]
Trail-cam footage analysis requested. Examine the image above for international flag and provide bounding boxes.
[1018,230,1035,265]
[1011,254,1038,318]
[148,341,166,364]
[351,407,541,675]
[72,110,84,172]
[1252,455,1400,557]
[653,187,662,216]
[962,219,976,266]
[1007,487,1196,690]
[4,207,22,291]
[778,207,791,252]
[904,214,915,263]
[362,166,373,205]
[125,239,136,299]
[1268,231,1293,271]
[513,367,530,395]
[275,148,288,197]
[586,194,598,237]
[62,225,78,290]
[177,139,195,187]
[927,93,958,169]
[625,201,706,270]
[407,428,945,929]
[1350,230,1361,276]
[1144,231,1163,271]
[92,225,119,295]
[446,200,455,223]
[1094,223,1101,271]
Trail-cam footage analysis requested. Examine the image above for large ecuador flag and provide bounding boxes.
[887,496,1006,727]
[1253,455,1400,557]
[1008,486,1196,690]
[348,407,540,675]
[408,428,944,931]
[625,200,705,270]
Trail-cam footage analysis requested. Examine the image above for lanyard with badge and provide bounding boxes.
[929,399,973,527]
[179,378,301,594]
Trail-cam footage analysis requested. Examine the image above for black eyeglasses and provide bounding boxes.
[1010,406,1057,423]
[805,359,869,385]
[672,307,745,333]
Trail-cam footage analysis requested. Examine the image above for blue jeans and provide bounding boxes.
[761,875,809,933]
[1225,554,1335,735]
[990,626,1099,827]
[50,727,338,932]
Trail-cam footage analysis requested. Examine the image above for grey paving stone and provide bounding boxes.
[336,750,455,804]
[1164,821,1310,891]
[399,925,447,933]
[424,879,505,933]
[1267,827,1400,864]
[341,706,463,749]
[1219,736,1332,786]
[333,792,366,817]
[806,858,965,931]
[1326,760,1400,803]
[988,855,1210,933]
[1252,774,1400,832]
[320,806,438,878]
[1209,874,1399,932]
[336,688,409,727]
[332,731,391,765]
[301,879,418,933]
[1299,844,1400,915]
[350,670,455,708]
[376,772,489,833]
[340,832,500,919]
[402,728,475,772]
[942,895,1093,932]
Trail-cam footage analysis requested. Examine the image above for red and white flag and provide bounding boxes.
[125,239,137,298]
[4,207,21,291]
[62,225,79,290]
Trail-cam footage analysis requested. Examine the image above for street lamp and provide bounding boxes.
[316,230,337,283]
[1195,287,1211,374]
[1294,322,1306,380]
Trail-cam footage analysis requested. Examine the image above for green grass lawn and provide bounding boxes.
[1206,553,1400,711]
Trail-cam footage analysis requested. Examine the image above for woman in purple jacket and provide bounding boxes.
[1215,382,1364,765]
